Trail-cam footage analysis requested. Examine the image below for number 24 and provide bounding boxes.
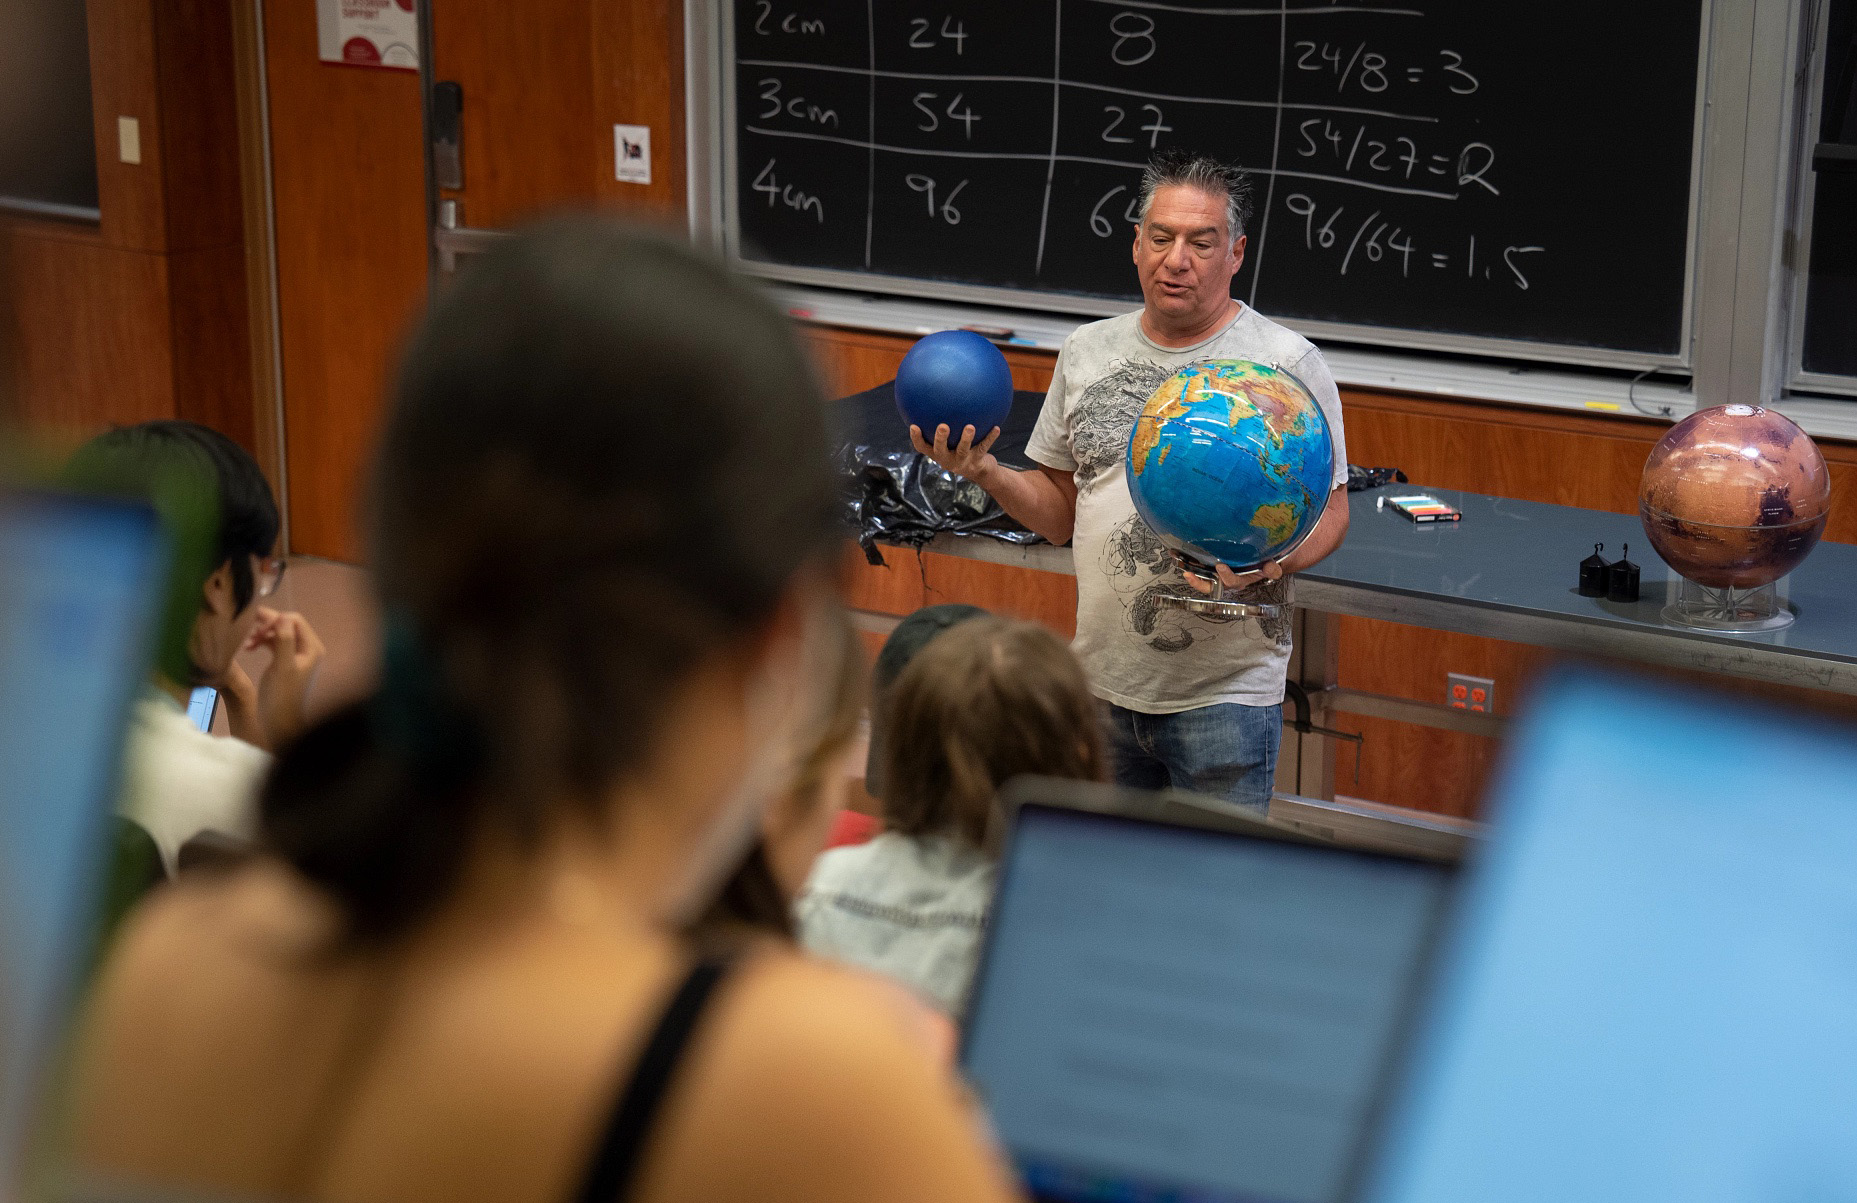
[908,15,968,53]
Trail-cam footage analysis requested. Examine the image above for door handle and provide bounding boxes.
[432,81,463,191]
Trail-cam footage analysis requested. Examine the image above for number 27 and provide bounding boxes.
[1101,103,1172,148]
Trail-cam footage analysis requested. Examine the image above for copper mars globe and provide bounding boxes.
[1639,404,1830,591]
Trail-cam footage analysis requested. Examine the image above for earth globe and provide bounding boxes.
[1639,403,1830,630]
[1126,359,1334,611]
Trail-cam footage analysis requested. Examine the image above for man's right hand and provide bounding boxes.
[910,423,1002,485]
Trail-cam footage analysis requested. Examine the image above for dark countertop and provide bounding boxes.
[1297,486,1857,688]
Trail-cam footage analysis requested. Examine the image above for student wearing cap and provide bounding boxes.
[858,604,987,800]
[800,614,1106,1014]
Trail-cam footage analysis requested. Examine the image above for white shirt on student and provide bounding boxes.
[117,687,269,876]
[797,832,995,1015]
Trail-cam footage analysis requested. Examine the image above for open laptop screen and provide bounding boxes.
[962,801,1453,1203]
[0,493,162,1173]
[1360,671,1857,1203]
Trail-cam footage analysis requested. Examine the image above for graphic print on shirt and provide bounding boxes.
[1099,515,1293,652]
[1073,358,1294,653]
[1068,358,1174,486]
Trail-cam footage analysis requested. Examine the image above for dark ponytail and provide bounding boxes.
[258,218,841,944]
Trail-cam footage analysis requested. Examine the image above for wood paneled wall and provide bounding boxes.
[805,324,1857,818]
[4,0,252,448]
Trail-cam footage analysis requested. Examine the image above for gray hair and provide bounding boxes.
[1135,149,1255,243]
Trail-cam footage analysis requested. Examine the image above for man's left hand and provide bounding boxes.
[1181,559,1283,596]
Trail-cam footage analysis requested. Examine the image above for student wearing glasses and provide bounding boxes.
[66,421,325,875]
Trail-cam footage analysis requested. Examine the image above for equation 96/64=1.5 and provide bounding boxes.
[1283,194,1545,289]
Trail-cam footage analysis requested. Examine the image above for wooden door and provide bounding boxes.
[267,0,690,560]
[430,0,686,233]
[264,1,426,561]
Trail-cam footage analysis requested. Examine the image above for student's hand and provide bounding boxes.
[910,423,1002,485]
[209,659,266,746]
[243,608,325,750]
[1182,558,1283,596]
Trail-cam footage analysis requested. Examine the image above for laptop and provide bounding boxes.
[960,779,1460,1203]
[0,492,165,1180]
[1357,668,1857,1203]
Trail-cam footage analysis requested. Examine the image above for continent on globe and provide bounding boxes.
[1252,502,1298,546]
[1639,403,1831,590]
[1126,360,1335,573]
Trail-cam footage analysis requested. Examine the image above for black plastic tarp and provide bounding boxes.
[832,381,1047,562]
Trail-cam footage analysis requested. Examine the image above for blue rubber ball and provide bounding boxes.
[895,330,1014,438]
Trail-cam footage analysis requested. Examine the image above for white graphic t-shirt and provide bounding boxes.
[1025,306,1348,713]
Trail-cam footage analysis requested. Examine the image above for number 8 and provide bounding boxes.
[1109,12,1156,66]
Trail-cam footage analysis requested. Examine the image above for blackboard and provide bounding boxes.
[1,0,99,218]
[725,0,1705,364]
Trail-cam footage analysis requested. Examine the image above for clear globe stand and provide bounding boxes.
[1662,577,1794,632]
[1155,549,1285,620]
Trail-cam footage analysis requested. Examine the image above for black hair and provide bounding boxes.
[61,420,279,684]
[259,217,841,945]
[68,420,279,611]
[1136,148,1256,241]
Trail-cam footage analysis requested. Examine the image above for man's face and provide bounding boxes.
[1133,184,1246,329]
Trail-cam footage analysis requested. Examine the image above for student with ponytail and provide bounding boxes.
[66,219,1018,1203]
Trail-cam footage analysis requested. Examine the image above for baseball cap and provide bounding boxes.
[864,603,988,798]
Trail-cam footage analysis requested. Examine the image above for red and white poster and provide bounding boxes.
[317,0,418,71]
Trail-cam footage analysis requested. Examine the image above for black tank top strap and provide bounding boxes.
[574,954,737,1203]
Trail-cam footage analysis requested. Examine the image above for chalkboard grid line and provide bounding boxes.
[1035,0,1065,275]
[1079,0,1422,14]
[741,126,1461,200]
[734,59,1441,125]
[1248,0,1290,309]
[863,0,874,268]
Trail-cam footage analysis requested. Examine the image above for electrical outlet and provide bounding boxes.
[1447,673,1495,714]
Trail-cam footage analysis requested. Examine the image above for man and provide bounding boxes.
[67,421,325,872]
[910,149,1349,812]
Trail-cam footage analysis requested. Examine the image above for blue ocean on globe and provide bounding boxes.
[1126,359,1335,571]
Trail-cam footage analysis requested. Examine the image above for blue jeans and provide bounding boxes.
[1106,702,1282,815]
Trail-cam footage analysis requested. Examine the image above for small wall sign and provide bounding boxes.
[614,125,652,185]
[318,0,419,71]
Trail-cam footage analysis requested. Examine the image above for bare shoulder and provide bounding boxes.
[707,954,950,1078]
[90,861,344,1020]
[69,863,371,1181]
[633,952,1019,1203]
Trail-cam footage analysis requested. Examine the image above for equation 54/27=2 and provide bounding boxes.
[1284,194,1544,289]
